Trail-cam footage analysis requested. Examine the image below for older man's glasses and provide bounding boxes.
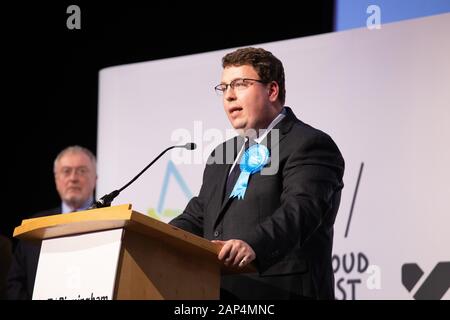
[58,166,90,178]
[214,78,267,95]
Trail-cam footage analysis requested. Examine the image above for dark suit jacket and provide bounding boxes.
[6,207,61,300]
[170,107,345,299]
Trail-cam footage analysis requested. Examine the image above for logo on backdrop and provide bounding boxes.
[333,162,381,300]
[147,160,192,222]
[334,162,449,300]
[402,262,450,300]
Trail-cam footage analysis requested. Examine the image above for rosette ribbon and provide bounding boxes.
[229,144,270,200]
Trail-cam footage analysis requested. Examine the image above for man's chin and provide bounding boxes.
[231,122,248,135]
[64,195,84,207]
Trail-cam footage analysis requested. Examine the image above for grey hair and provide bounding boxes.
[53,145,97,173]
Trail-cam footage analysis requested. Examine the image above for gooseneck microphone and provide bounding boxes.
[91,142,196,209]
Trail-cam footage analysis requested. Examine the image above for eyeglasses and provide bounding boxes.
[57,166,90,178]
[214,78,267,95]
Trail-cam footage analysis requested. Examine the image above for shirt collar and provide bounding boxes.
[62,196,94,213]
[253,107,286,144]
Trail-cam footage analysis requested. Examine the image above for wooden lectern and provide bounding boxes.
[13,204,254,300]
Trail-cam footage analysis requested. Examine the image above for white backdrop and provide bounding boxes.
[97,13,450,299]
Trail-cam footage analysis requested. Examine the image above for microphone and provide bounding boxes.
[91,142,197,209]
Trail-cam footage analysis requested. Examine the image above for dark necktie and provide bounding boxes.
[224,139,254,200]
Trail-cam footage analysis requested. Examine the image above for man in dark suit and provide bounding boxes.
[7,145,97,299]
[170,47,345,299]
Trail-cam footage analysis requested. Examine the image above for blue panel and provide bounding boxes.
[335,0,450,31]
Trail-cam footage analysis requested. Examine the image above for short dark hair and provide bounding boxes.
[222,47,286,105]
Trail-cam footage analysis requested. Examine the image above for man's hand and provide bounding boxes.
[211,239,256,268]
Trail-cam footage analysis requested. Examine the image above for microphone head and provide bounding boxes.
[185,142,197,150]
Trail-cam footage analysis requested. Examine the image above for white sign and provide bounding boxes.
[33,229,123,300]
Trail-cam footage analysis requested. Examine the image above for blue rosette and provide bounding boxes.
[229,144,270,200]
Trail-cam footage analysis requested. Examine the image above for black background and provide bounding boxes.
[3,1,334,240]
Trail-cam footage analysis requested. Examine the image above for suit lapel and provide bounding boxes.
[212,107,298,227]
[260,106,296,148]
[211,136,244,226]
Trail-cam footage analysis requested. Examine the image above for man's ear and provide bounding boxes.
[268,81,279,102]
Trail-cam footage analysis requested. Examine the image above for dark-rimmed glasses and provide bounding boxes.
[214,78,267,95]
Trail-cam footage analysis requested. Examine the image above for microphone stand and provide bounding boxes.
[90,143,196,209]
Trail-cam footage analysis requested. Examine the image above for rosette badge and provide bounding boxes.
[230,144,270,200]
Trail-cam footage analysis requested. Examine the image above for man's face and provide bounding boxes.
[221,65,278,135]
[54,152,96,209]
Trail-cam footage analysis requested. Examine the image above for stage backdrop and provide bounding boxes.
[97,13,450,299]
